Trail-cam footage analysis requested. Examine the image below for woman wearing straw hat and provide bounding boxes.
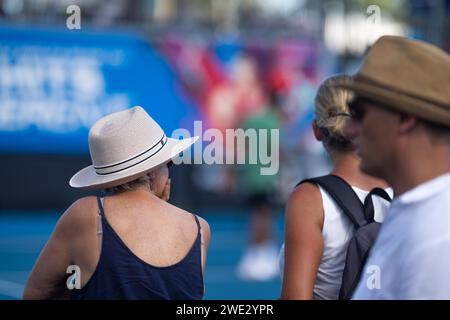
[23,106,210,300]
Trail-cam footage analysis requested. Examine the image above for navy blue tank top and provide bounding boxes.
[71,197,204,300]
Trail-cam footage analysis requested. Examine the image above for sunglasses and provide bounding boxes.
[348,97,372,121]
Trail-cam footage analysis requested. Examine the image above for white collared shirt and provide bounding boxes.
[353,172,450,299]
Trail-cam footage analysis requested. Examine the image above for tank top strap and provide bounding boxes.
[96,197,105,237]
[97,196,105,217]
[192,214,204,246]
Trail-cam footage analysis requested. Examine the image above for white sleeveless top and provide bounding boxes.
[312,186,392,300]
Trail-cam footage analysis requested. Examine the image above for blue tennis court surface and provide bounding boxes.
[0,210,284,300]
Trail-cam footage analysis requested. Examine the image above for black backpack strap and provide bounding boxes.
[363,188,392,222]
[297,175,367,228]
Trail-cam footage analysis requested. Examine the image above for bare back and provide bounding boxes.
[74,189,209,288]
[23,189,210,299]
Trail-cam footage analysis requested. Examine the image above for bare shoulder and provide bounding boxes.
[67,196,98,220]
[71,195,98,212]
[196,216,210,242]
[57,196,98,236]
[164,202,210,242]
[286,182,323,227]
[288,182,322,205]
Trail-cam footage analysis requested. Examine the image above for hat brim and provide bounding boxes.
[334,77,450,127]
[69,136,199,190]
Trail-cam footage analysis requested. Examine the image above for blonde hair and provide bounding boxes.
[315,75,354,151]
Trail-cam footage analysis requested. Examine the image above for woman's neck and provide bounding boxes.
[329,151,389,190]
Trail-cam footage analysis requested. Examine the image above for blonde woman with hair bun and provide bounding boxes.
[280,75,392,300]
[314,75,355,152]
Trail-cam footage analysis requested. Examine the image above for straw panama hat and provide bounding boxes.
[334,35,450,127]
[70,106,198,190]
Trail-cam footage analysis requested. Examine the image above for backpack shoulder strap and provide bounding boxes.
[367,187,392,202]
[363,187,392,222]
[297,175,367,228]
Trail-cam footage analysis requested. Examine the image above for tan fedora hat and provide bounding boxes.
[335,35,450,127]
[70,106,198,190]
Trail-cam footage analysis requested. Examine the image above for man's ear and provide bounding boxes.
[398,114,418,134]
[312,120,323,141]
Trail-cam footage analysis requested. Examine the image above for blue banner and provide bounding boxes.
[0,25,199,154]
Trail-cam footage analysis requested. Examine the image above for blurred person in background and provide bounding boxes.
[23,106,210,300]
[236,89,283,282]
[197,54,267,195]
[339,36,450,299]
[281,75,392,299]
